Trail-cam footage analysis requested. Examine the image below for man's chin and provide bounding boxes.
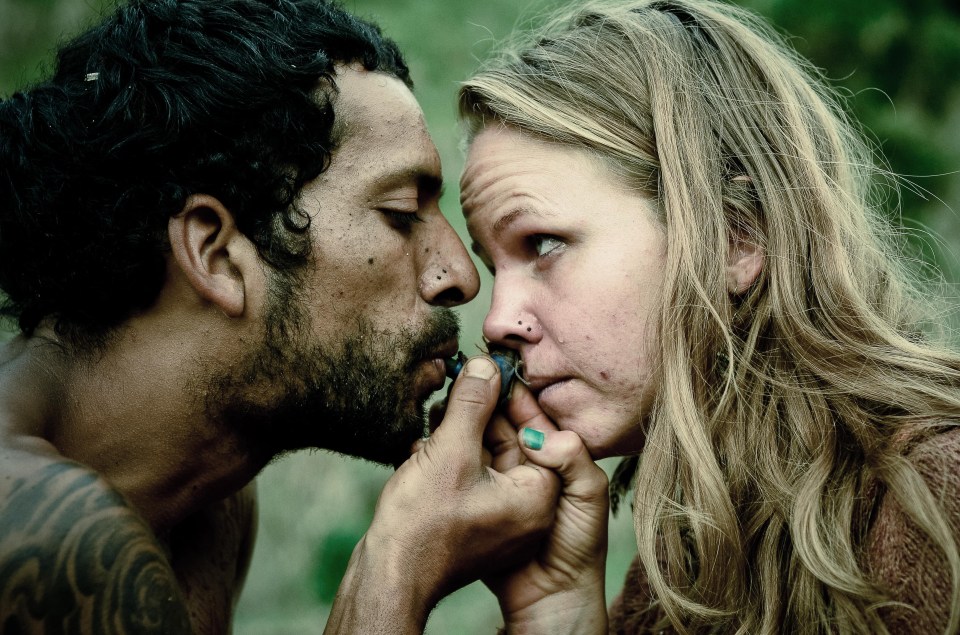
[305,402,427,468]
[330,425,424,467]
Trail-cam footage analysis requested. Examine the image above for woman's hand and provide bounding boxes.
[484,383,611,635]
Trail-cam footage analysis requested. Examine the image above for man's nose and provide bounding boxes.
[419,223,480,308]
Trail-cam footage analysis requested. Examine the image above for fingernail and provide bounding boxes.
[463,356,497,380]
[521,428,544,451]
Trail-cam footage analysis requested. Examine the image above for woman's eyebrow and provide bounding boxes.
[493,206,544,239]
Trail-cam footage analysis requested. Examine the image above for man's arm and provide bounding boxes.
[0,460,193,634]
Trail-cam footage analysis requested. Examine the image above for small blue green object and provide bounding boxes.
[521,428,544,450]
[444,348,519,403]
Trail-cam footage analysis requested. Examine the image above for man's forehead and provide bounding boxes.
[329,65,441,179]
[333,65,423,136]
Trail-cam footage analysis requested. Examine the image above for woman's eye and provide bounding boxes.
[381,209,424,230]
[532,234,564,257]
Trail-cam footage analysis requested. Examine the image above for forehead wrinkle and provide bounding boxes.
[459,157,539,210]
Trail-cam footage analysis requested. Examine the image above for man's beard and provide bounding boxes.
[204,271,460,466]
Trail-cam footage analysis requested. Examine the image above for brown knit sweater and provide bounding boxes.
[608,427,960,634]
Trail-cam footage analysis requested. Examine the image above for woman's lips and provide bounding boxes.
[524,374,573,408]
[524,374,571,394]
[537,378,570,398]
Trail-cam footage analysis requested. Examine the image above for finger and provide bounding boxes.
[430,355,501,452]
[483,412,524,472]
[481,446,493,468]
[503,381,560,434]
[497,461,562,514]
[517,428,609,505]
[395,436,430,470]
[409,437,428,455]
[428,397,447,433]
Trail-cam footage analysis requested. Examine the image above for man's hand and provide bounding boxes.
[324,356,561,635]
[484,384,611,635]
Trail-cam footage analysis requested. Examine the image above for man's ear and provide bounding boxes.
[725,234,764,295]
[168,194,252,317]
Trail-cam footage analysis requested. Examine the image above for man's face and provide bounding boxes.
[209,67,480,465]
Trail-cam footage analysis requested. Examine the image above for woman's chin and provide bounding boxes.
[548,411,645,460]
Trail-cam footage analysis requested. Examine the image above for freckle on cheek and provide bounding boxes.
[600,370,609,380]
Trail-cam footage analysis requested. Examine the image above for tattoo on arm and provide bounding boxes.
[0,462,193,634]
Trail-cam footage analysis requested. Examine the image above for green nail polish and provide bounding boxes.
[522,428,544,451]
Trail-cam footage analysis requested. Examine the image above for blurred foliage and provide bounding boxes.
[1,0,958,633]
[310,524,365,604]
[741,0,960,240]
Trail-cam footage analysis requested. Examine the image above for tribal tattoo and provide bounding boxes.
[0,462,192,634]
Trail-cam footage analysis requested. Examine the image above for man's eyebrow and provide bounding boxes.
[378,167,444,197]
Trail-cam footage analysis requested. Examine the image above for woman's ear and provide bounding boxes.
[725,235,764,295]
[168,194,252,317]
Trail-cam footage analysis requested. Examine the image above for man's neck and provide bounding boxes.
[0,327,267,535]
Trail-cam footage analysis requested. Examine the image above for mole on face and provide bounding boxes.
[367,257,374,265]
[600,370,609,380]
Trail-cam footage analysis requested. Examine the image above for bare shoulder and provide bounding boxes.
[0,448,193,634]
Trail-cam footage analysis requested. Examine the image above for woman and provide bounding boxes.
[457,0,960,633]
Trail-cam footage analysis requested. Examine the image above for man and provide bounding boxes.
[0,0,561,632]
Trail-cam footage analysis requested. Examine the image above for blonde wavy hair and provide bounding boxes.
[459,1,960,632]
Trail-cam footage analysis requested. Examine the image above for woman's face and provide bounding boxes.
[460,126,667,459]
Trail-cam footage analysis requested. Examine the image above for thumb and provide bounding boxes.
[517,428,608,504]
[430,355,501,450]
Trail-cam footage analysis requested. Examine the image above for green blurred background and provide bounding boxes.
[2,0,958,632]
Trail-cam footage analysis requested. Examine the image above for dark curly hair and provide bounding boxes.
[0,0,410,344]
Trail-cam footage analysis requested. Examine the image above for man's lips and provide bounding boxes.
[424,339,460,365]
[412,338,460,397]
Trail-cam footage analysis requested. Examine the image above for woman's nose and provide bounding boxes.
[482,281,539,346]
